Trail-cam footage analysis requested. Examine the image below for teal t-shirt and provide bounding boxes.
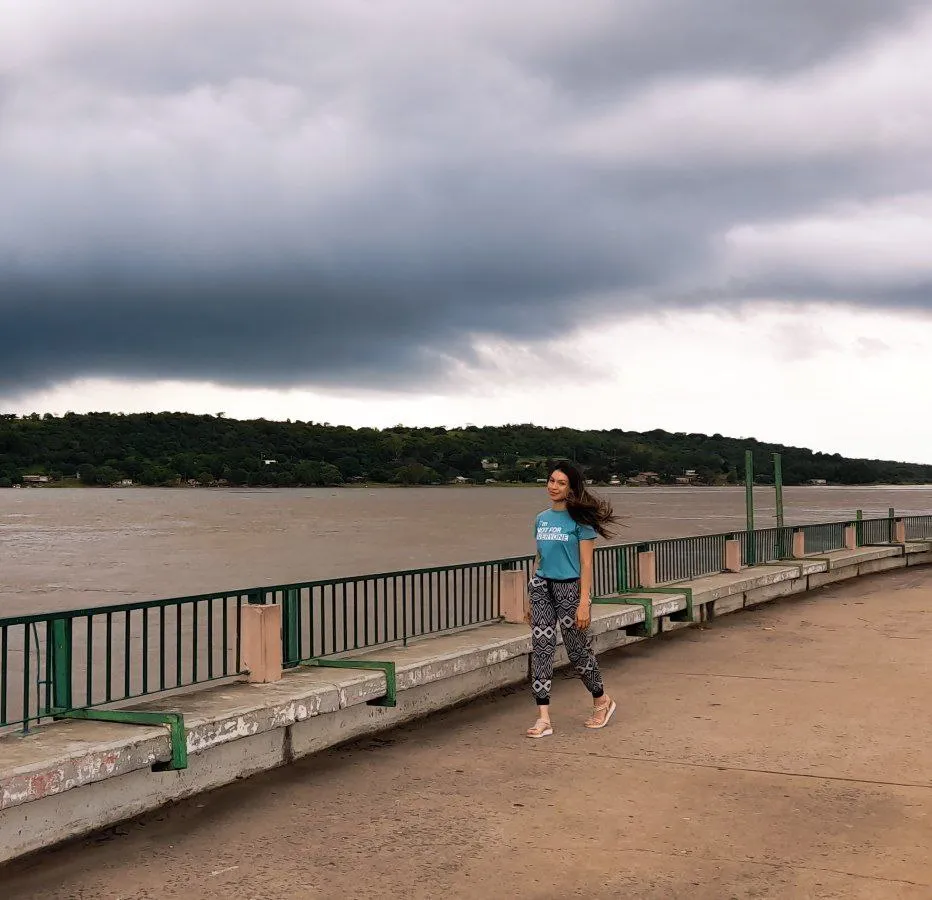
[534,509,598,579]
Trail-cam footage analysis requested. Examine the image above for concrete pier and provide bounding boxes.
[2,542,932,897]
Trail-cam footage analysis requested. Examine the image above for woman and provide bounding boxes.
[525,461,619,738]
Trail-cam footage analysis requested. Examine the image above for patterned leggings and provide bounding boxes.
[529,576,604,705]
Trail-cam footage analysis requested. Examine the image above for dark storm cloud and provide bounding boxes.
[1,0,931,395]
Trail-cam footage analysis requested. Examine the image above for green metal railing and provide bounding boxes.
[1,591,249,733]
[859,516,896,544]
[648,534,730,584]
[3,513,930,735]
[801,522,847,554]
[903,516,932,540]
[740,526,795,566]
[256,557,528,667]
[593,543,639,595]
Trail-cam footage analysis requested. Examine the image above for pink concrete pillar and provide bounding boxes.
[638,549,657,589]
[242,604,282,683]
[791,529,805,558]
[724,539,742,573]
[844,524,857,551]
[894,519,906,543]
[500,569,529,624]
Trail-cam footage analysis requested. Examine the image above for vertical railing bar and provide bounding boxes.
[221,598,228,678]
[351,582,359,651]
[176,603,183,688]
[341,582,348,653]
[192,600,199,684]
[207,597,214,681]
[105,612,113,703]
[123,610,131,700]
[22,624,31,731]
[141,607,149,696]
[362,579,370,648]
[0,625,7,724]
[380,577,387,645]
[301,587,309,660]
[86,615,94,707]
[420,571,426,635]
[43,622,52,715]
[446,570,452,631]
[159,605,167,690]
[235,596,243,674]
[401,575,408,645]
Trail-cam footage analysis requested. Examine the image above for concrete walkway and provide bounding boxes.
[4,566,932,899]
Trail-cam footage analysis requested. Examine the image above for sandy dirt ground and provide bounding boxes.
[4,566,932,899]
[3,484,931,616]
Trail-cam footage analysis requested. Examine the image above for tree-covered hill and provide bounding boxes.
[1,412,929,487]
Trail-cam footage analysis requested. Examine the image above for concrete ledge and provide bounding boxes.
[1,543,929,865]
[858,556,907,576]
[744,576,810,608]
[689,564,814,606]
[808,567,862,589]
[0,722,165,813]
[825,546,903,567]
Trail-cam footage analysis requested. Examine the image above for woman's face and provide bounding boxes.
[547,469,571,503]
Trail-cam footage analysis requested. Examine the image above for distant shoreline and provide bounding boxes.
[7,481,932,491]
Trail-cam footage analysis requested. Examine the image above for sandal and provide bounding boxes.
[584,698,617,729]
[526,718,554,739]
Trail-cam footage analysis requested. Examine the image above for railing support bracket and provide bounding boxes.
[53,708,188,770]
[300,659,397,707]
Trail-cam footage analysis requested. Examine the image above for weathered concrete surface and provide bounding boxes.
[0,721,165,812]
[4,565,932,899]
[1,543,929,868]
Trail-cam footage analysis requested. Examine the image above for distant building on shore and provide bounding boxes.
[627,471,661,486]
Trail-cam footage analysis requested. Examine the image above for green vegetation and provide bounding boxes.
[0,411,929,487]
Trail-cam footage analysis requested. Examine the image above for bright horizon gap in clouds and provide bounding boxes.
[8,305,932,466]
[3,1,932,467]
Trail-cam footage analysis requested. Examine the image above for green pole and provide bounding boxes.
[284,588,300,665]
[856,508,863,546]
[773,452,784,529]
[745,450,755,564]
[51,618,73,711]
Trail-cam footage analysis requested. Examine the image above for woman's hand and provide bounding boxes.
[575,597,592,630]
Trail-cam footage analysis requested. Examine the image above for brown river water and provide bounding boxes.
[3,484,932,618]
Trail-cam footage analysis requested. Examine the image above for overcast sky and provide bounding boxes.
[3,1,932,462]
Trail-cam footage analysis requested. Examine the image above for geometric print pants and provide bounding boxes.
[529,576,605,705]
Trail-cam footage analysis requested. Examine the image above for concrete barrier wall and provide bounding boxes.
[1,541,928,865]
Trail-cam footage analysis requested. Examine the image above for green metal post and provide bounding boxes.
[773,453,784,528]
[745,450,755,564]
[51,617,73,712]
[856,509,863,546]
[284,588,300,666]
[889,507,895,542]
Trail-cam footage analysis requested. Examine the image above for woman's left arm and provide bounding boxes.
[577,538,595,629]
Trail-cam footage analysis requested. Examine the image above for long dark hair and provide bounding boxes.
[550,461,620,540]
